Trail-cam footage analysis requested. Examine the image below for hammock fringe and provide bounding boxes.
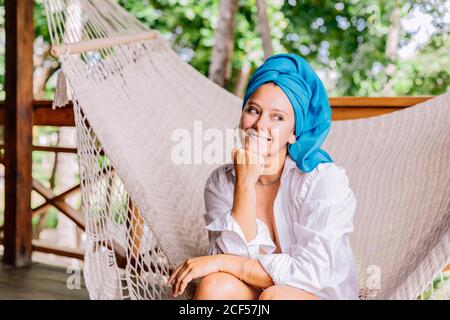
[52,69,71,109]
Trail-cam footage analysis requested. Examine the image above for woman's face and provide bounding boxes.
[239,82,296,158]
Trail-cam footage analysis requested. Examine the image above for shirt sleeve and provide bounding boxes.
[203,167,277,259]
[257,166,360,300]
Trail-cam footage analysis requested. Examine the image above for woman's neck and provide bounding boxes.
[258,148,288,184]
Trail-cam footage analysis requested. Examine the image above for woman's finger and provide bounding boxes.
[178,271,195,296]
[173,263,190,292]
[231,148,238,164]
[235,147,244,165]
[172,268,189,297]
[171,263,189,288]
[244,135,249,163]
[175,265,193,296]
[168,263,185,284]
[168,264,182,284]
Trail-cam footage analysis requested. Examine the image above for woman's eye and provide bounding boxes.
[274,114,284,121]
[247,107,258,114]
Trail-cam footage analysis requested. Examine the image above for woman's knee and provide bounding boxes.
[259,285,320,300]
[194,272,243,299]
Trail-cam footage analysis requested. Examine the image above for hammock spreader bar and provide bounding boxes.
[50,31,158,57]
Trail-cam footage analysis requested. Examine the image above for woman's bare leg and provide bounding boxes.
[259,285,320,300]
[194,272,262,300]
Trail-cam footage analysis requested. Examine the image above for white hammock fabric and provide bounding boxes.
[44,0,449,300]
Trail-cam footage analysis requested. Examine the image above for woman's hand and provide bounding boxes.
[168,255,224,297]
[232,135,265,186]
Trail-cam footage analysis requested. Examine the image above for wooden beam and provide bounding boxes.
[0,145,78,154]
[31,145,77,154]
[33,100,75,126]
[332,107,400,120]
[32,240,84,260]
[32,180,85,230]
[0,101,75,126]
[329,96,433,107]
[32,183,80,217]
[330,96,433,120]
[3,0,34,267]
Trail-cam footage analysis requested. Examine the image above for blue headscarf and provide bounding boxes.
[242,53,333,173]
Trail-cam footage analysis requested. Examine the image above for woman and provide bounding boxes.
[168,53,359,300]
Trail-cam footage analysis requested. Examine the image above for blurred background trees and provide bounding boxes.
[0,0,447,100]
[116,0,449,96]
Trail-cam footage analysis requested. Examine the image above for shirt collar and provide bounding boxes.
[226,154,298,181]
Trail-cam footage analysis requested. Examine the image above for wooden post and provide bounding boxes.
[3,0,34,267]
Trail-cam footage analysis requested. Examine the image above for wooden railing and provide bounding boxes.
[329,96,433,119]
[0,96,439,262]
[0,96,435,126]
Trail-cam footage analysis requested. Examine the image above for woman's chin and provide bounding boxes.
[248,143,270,155]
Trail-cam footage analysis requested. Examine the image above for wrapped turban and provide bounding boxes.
[242,53,334,173]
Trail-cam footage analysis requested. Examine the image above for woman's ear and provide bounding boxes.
[288,131,296,145]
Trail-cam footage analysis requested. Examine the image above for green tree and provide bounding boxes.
[279,0,449,96]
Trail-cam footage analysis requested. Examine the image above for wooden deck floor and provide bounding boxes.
[0,261,89,299]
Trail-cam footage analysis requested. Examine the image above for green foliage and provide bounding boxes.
[114,0,448,96]
[0,0,446,98]
[417,271,449,299]
[44,207,59,228]
[118,0,219,77]
[97,154,111,171]
[32,207,58,230]
[394,31,450,95]
[34,0,51,43]
[280,0,449,96]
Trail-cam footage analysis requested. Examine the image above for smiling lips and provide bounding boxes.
[247,129,271,141]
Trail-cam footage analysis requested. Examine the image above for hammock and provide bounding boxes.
[43,0,449,300]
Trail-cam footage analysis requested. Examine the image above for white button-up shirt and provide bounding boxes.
[203,154,360,300]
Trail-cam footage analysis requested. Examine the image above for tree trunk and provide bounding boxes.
[208,0,239,87]
[233,60,252,98]
[256,0,273,60]
[33,38,58,99]
[385,6,401,60]
[382,3,401,96]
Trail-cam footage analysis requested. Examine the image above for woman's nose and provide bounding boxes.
[252,115,271,132]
